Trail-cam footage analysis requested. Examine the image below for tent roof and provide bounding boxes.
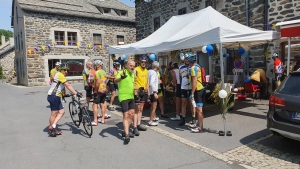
[109,6,280,55]
[276,19,300,27]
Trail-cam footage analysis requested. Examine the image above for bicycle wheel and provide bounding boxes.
[81,108,93,137]
[68,102,80,127]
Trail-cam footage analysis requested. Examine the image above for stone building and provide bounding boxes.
[11,0,136,86]
[134,0,300,85]
[0,35,15,77]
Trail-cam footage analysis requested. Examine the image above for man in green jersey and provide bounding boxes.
[114,60,136,144]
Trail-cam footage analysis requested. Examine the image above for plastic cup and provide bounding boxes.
[205,75,210,82]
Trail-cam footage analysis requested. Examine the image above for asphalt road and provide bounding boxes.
[0,83,239,169]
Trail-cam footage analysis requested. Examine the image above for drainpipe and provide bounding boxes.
[246,0,249,77]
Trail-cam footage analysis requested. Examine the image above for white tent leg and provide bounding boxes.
[219,43,224,89]
[287,38,291,76]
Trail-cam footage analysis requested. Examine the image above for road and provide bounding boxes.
[0,83,299,169]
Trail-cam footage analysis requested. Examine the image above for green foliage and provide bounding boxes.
[209,82,234,114]
[0,66,5,79]
[0,29,13,44]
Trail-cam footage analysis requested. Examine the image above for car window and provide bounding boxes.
[277,75,300,96]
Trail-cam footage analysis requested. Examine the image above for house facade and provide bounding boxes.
[11,0,136,86]
[135,0,300,85]
[0,35,15,78]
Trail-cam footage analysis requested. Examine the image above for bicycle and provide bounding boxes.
[63,91,93,137]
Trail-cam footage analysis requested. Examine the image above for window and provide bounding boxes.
[120,10,128,16]
[67,32,77,46]
[54,31,64,45]
[103,8,111,14]
[117,35,124,45]
[205,0,216,9]
[277,75,300,96]
[61,59,84,76]
[93,34,102,45]
[154,17,160,31]
[178,8,187,15]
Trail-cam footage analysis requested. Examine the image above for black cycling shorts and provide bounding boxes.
[175,84,181,98]
[84,86,93,98]
[150,94,157,103]
[120,99,135,113]
[108,81,118,92]
[138,92,148,102]
[181,89,192,99]
[275,73,283,82]
[194,89,205,107]
[93,93,106,104]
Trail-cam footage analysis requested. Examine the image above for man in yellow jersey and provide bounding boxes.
[107,61,121,110]
[82,61,94,112]
[49,62,61,85]
[91,60,108,126]
[133,55,149,135]
[47,63,82,137]
[114,60,136,144]
[188,54,205,133]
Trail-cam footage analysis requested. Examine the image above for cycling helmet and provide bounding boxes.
[55,62,61,66]
[94,60,103,66]
[59,63,69,70]
[113,61,120,67]
[187,54,197,63]
[140,55,148,61]
[171,62,178,68]
[272,53,278,58]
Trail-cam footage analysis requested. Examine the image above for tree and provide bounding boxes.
[0,29,13,44]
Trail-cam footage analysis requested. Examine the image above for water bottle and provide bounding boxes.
[191,99,196,108]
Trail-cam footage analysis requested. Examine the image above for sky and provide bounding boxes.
[0,0,135,32]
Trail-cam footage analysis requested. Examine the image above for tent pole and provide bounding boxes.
[287,38,291,76]
[219,43,224,89]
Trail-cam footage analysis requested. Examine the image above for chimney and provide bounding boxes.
[1,34,5,46]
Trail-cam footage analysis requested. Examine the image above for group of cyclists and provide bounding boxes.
[46,53,206,144]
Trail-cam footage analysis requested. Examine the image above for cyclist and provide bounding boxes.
[107,61,121,110]
[82,61,94,112]
[49,62,61,85]
[47,63,82,137]
[170,62,181,121]
[92,60,108,126]
[114,60,136,143]
[179,54,195,126]
[147,61,160,126]
[271,53,284,88]
[188,54,205,133]
[156,67,168,119]
[133,55,149,134]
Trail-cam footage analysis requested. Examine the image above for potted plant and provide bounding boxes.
[209,82,234,136]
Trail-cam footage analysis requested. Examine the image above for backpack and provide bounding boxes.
[198,65,206,84]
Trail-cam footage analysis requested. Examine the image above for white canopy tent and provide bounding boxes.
[109,6,280,88]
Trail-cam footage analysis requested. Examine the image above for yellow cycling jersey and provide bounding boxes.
[94,70,107,93]
[48,72,67,97]
[50,68,58,81]
[134,66,148,90]
[191,64,204,91]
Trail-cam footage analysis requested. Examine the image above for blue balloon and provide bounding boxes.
[206,45,213,53]
[208,51,212,56]
[149,53,156,61]
[238,48,245,55]
[244,77,250,83]
[180,53,184,57]
[121,55,127,60]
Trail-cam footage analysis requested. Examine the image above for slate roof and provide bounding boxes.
[0,46,15,58]
[13,0,135,25]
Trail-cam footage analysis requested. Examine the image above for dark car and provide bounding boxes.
[267,71,300,141]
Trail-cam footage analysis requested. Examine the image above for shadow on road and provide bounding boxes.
[99,122,124,141]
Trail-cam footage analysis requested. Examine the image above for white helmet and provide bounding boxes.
[94,60,103,66]
[55,62,61,66]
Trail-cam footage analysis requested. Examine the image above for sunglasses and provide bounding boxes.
[140,61,147,63]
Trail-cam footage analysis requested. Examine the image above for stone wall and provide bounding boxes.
[22,11,136,86]
[0,49,15,76]
[27,54,46,86]
[268,0,300,24]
